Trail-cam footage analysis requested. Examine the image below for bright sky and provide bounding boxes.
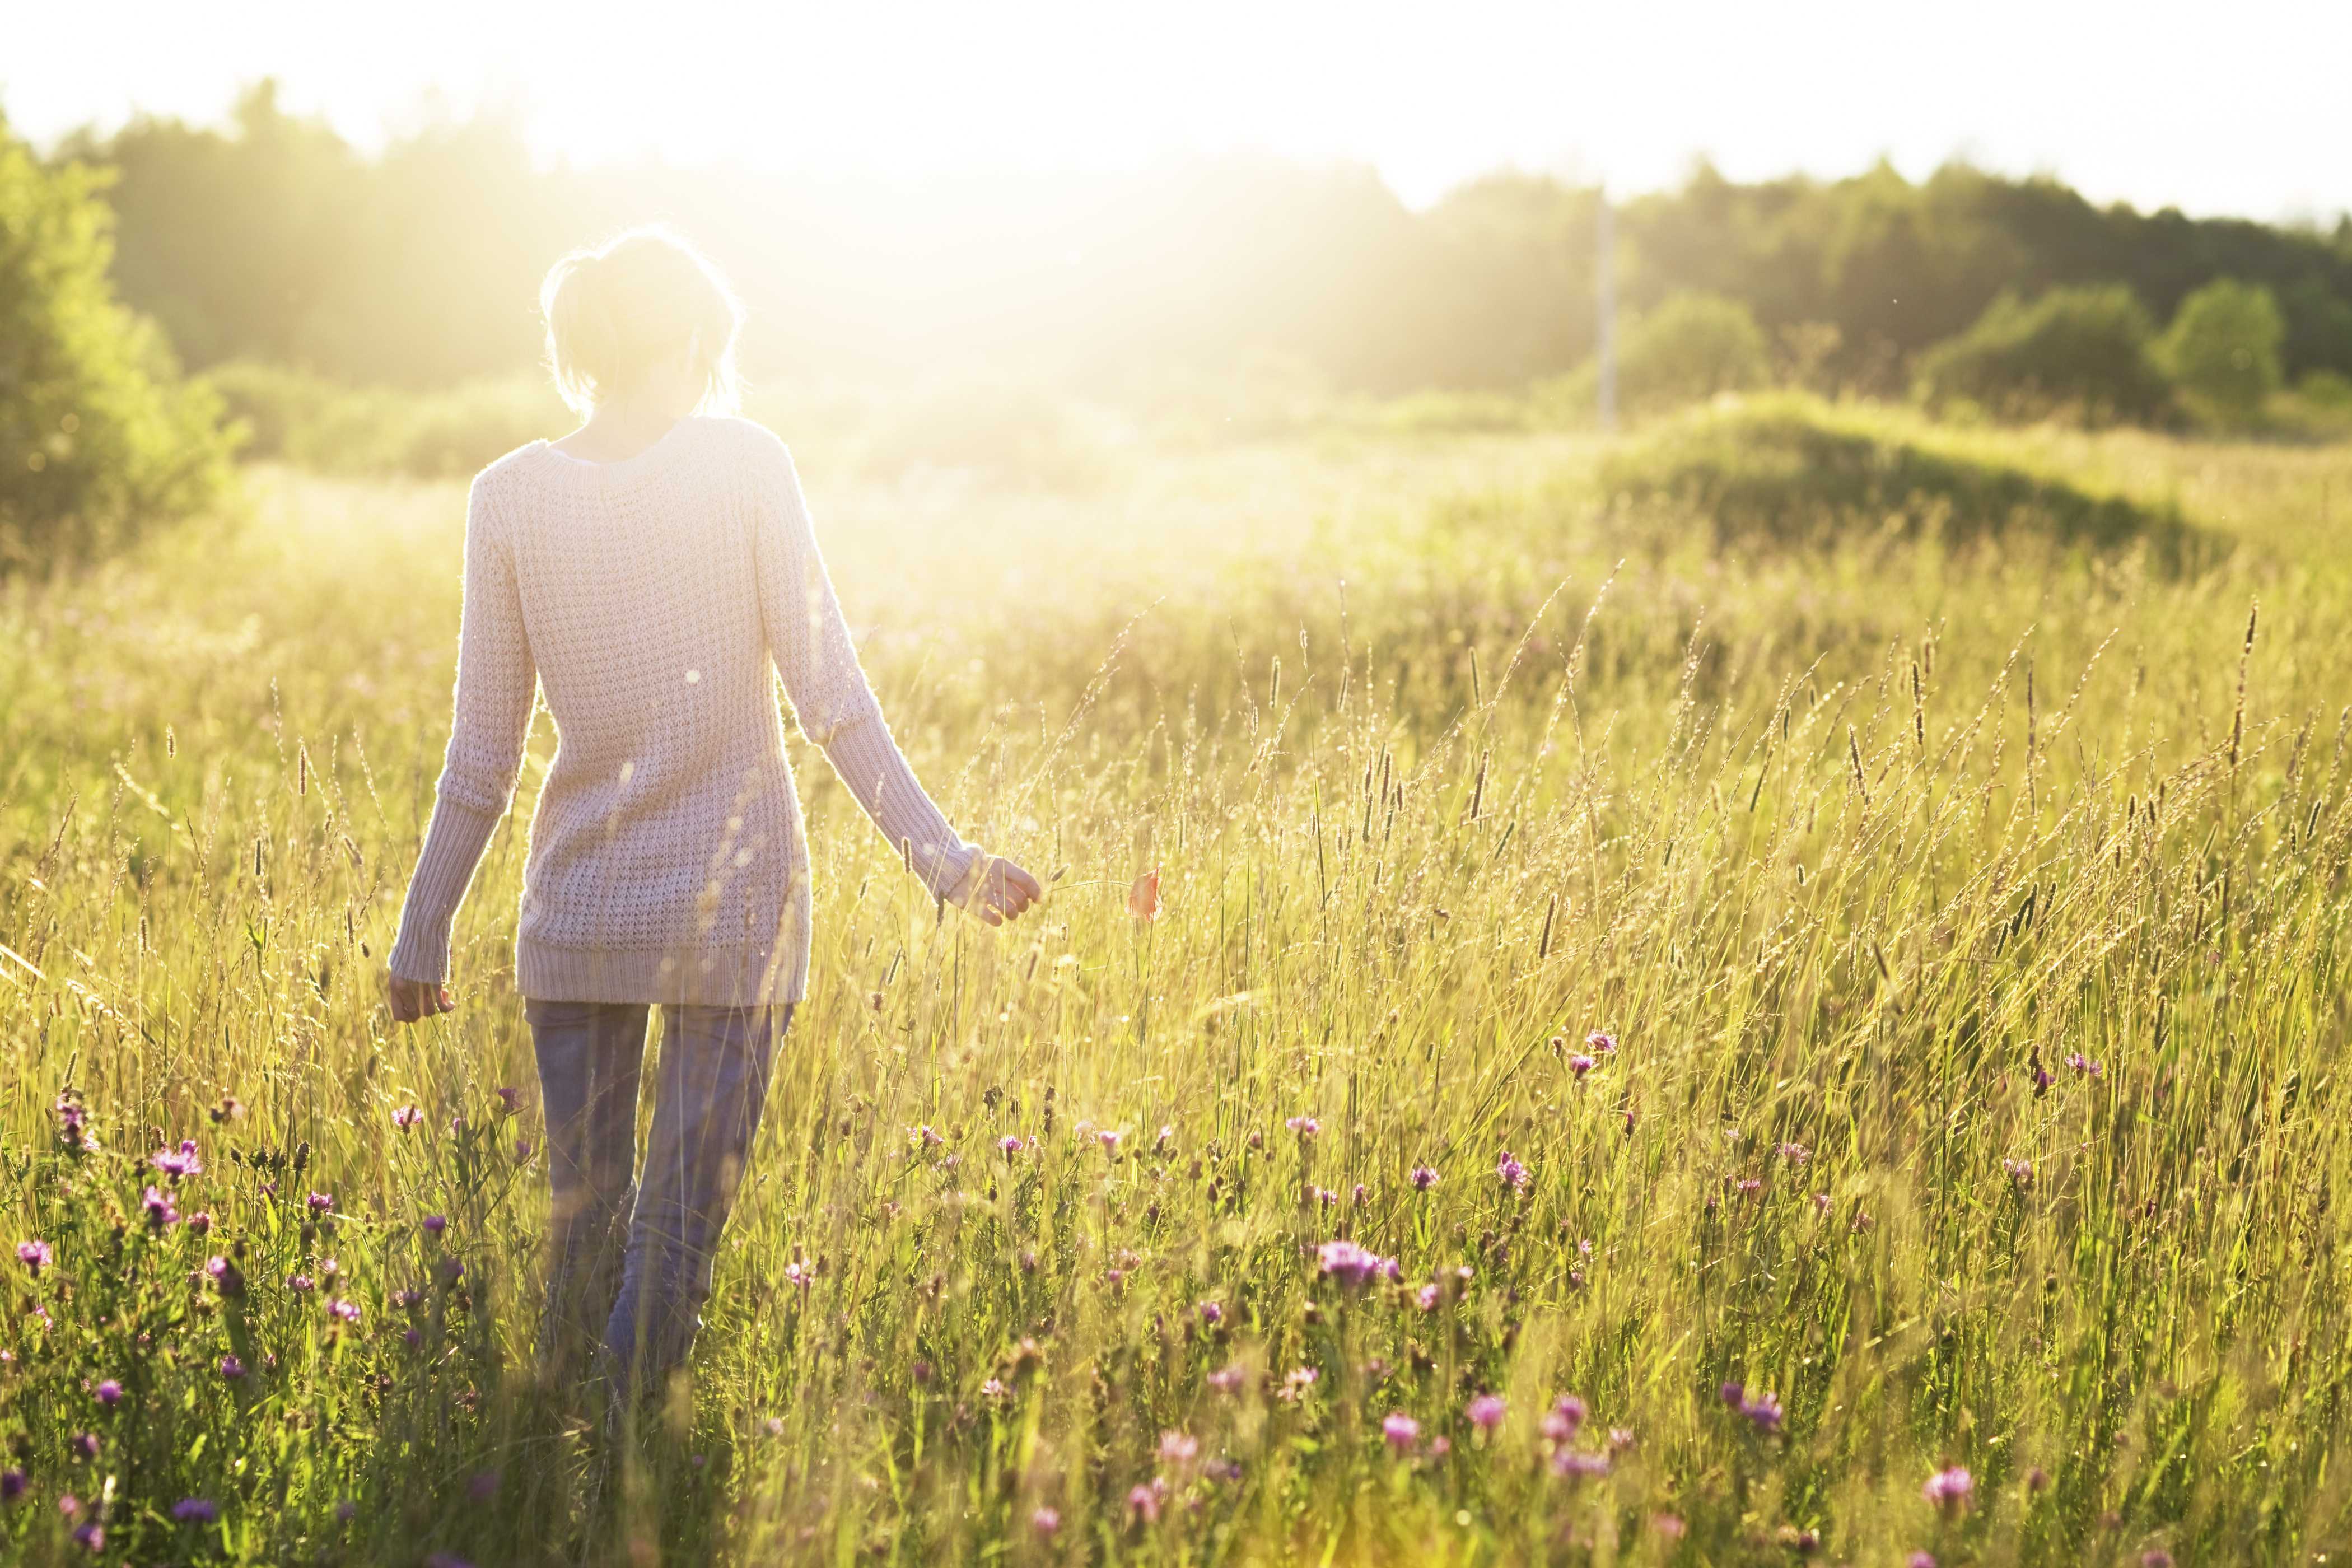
[8,0,2349,220]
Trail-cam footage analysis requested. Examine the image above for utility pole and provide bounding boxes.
[1595,184,1617,433]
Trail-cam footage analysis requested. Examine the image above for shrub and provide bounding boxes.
[202,361,570,478]
[2158,277,2284,428]
[1913,284,2172,424]
[0,117,231,571]
[1600,392,2212,571]
[1618,291,1771,412]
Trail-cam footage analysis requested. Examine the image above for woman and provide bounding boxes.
[384,226,1040,1402]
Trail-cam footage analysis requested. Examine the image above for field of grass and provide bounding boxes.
[1,398,2349,1566]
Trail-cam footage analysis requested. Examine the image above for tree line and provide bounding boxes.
[50,82,2352,399]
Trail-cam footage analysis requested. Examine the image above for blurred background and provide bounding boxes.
[5,0,2351,503]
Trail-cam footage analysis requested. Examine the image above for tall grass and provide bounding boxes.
[1,405,2348,1565]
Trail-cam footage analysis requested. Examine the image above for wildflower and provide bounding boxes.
[393,1105,423,1130]
[1198,1301,1224,1326]
[980,1378,1009,1400]
[1813,1192,1833,1216]
[1127,869,1162,922]
[1415,1283,1440,1311]
[58,1495,80,1517]
[2029,1050,2054,1095]
[1496,1150,1530,1192]
[306,1192,334,1214]
[390,1289,424,1309]
[2064,1052,2103,1079]
[1568,1053,1597,1078]
[1277,1367,1319,1402]
[1410,1165,1438,1191]
[1738,1390,1784,1432]
[95,1380,122,1407]
[783,1261,813,1291]
[1033,1506,1060,1536]
[1779,1142,1809,1165]
[1207,1365,1247,1394]
[150,1139,202,1180]
[2027,1466,2051,1491]
[1098,1129,1121,1152]
[185,1212,213,1234]
[328,1298,362,1324]
[1352,1182,1368,1203]
[1552,1448,1611,1477]
[1586,1030,1618,1054]
[1650,1514,1687,1539]
[1159,1431,1199,1466]
[424,1555,475,1568]
[1317,1239,1396,1290]
[908,1124,942,1148]
[2142,1553,2175,1568]
[1127,1482,1160,1522]
[16,1240,51,1274]
[1922,1466,1972,1508]
[0,1469,23,1500]
[1381,1412,1420,1452]
[1608,1427,1636,1451]
[494,1087,520,1116]
[1313,1186,1337,1208]
[440,1257,465,1283]
[1431,1436,1452,1455]
[141,1186,180,1226]
[997,1135,1025,1157]
[218,1355,246,1380]
[1735,1178,1762,1198]
[70,1433,98,1459]
[288,1274,315,1293]
[1155,1124,1174,1151]
[2004,1158,2034,1189]
[54,1090,91,1145]
[1466,1394,1506,1430]
[72,1522,102,1551]
[1541,1394,1587,1441]
[334,1500,358,1522]
[1286,1115,1319,1137]
[171,1497,218,1524]
[1907,1555,1936,1568]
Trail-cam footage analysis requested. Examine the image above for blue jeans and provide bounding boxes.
[524,998,789,1398]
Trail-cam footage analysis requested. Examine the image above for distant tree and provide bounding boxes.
[1618,292,1770,413]
[0,115,230,571]
[1913,284,2172,424]
[2158,278,2284,427]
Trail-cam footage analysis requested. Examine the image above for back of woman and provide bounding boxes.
[384,226,1040,1420]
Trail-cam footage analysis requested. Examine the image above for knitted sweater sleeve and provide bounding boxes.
[388,476,538,983]
[756,447,980,902]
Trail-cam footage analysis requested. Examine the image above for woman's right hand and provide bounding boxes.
[962,856,1044,927]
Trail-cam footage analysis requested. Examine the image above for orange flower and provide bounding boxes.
[1127,868,1162,922]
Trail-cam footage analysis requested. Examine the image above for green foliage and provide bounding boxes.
[1914,284,2173,424]
[202,361,571,478]
[1617,291,1771,412]
[2158,278,2286,428]
[55,88,2352,399]
[1602,393,2210,568]
[0,116,230,572]
[1,423,2349,1563]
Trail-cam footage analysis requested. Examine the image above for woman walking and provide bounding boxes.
[383,226,1040,1404]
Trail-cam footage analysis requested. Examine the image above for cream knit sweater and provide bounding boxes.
[386,416,978,1005]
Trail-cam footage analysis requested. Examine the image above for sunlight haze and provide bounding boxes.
[9,0,2350,216]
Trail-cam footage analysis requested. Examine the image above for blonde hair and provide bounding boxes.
[541,225,744,418]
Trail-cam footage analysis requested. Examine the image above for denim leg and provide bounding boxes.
[525,998,651,1385]
[604,1002,788,1394]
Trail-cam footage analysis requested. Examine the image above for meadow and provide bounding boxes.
[0,396,2348,1566]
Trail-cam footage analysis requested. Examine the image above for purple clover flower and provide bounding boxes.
[1410,1165,1438,1191]
[141,1186,180,1226]
[1032,1506,1060,1536]
[1466,1394,1506,1430]
[1541,1393,1589,1441]
[1586,1030,1618,1053]
[1317,1239,1398,1290]
[149,1140,202,1181]
[422,1215,447,1235]
[94,1380,122,1407]
[1286,1115,1320,1137]
[1126,1483,1160,1523]
[70,1433,99,1459]
[0,1469,24,1500]
[171,1497,218,1524]
[1496,1150,1530,1192]
[16,1240,52,1273]
[327,1298,361,1324]
[1380,1412,1420,1452]
[305,1192,334,1214]
[1922,1466,1973,1505]
[218,1355,245,1380]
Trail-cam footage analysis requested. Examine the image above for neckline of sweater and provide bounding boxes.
[521,416,706,482]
